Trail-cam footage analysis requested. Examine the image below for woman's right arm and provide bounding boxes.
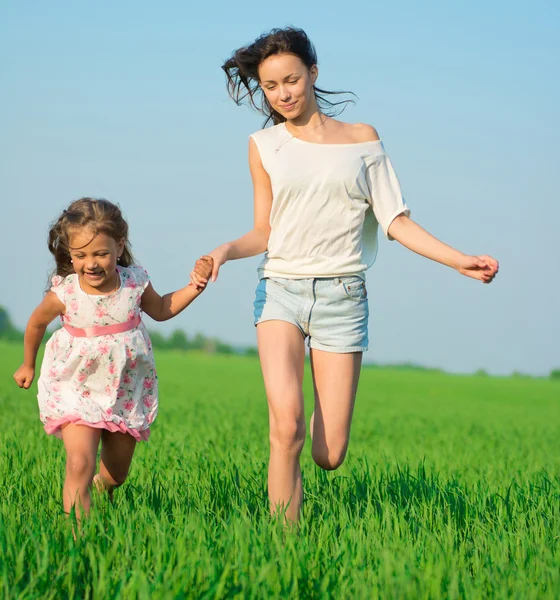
[13,292,65,388]
[191,138,273,285]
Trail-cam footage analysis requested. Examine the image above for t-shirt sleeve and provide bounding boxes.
[364,146,410,240]
[127,265,151,292]
[50,275,66,304]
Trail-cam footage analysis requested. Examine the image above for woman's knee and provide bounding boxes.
[270,418,306,455]
[312,442,348,471]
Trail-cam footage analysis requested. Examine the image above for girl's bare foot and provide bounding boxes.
[93,473,114,501]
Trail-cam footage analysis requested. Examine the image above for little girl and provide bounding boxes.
[13,197,213,518]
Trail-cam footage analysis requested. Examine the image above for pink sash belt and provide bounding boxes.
[63,315,142,338]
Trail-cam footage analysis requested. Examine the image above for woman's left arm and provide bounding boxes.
[388,214,499,284]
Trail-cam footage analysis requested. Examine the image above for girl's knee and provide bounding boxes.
[110,470,129,487]
[66,453,96,480]
[100,466,130,488]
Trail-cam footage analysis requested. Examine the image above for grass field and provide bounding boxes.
[1,339,559,599]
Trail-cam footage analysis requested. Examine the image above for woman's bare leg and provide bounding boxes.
[309,350,362,470]
[257,320,306,522]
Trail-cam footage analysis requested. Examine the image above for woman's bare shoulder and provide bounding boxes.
[331,120,380,143]
[349,123,380,142]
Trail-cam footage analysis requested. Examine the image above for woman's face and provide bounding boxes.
[258,53,318,120]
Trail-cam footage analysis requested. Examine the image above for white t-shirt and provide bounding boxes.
[250,122,410,280]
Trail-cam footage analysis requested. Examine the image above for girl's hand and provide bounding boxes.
[456,254,499,284]
[14,365,35,389]
[190,245,229,287]
[190,256,214,291]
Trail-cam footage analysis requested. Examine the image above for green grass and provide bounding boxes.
[1,339,559,599]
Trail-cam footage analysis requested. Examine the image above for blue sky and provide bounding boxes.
[1,0,558,375]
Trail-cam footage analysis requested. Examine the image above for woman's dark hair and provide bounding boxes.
[48,198,135,279]
[222,27,355,126]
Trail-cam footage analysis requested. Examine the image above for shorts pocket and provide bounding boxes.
[342,279,367,302]
[266,277,294,291]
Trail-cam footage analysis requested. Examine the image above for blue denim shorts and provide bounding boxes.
[253,276,369,353]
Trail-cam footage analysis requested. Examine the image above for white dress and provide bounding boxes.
[37,265,158,441]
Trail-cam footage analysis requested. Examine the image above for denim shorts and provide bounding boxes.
[253,276,369,353]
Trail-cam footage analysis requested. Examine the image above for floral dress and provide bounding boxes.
[38,265,157,441]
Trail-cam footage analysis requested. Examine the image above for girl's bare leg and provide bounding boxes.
[93,430,137,499]
[61,423,102,519]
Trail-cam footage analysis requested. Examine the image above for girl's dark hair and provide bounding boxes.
[222,27,355,126]
[48,198,135,278]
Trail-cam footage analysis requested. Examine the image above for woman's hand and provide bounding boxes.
[388,216,499,284]
[190,246,229,288]
[14,365,35,389]
[189,255,215,291]
[456,254,499,284]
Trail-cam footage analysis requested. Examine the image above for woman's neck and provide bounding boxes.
[285,109,326,136]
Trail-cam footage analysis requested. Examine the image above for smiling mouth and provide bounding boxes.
[280,102,297,111]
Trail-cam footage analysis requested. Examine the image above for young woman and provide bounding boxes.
[191,27,499,522]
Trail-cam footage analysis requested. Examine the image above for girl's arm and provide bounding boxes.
[387,215,499,283]
[140,283,202,322]
[191,138,273,286]
[14,292,65,389]
[141,257,213,322]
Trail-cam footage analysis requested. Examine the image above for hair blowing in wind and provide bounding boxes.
[222,27,356,126]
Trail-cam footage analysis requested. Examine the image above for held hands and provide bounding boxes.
[455,254,499,284]
[14,365,35,389]
[190,245,229,289]
[190,255,215,291]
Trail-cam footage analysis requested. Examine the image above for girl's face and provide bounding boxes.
[68,227,124,293]
[258,53,318,120]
